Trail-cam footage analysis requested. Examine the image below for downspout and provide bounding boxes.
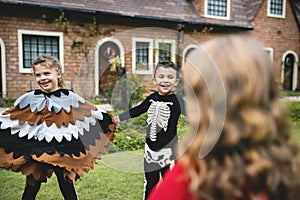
[177,23,185,69]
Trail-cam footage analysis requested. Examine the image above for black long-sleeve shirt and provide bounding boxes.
[119,91,186,151]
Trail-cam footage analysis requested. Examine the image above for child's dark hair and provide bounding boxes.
[154,60,180,78]
[31,54,64,88]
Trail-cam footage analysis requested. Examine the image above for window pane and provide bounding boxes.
[270,0,283,15]
[136,42,149,70]
[22,35,60,68]
[158,43,171,61]
[207,0,227,17]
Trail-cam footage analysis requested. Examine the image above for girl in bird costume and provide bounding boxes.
[0,55,115,200]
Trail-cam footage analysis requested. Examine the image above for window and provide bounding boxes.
[263,47,274,66]
[267,0,286,18]
[132,38,153,74]
[155,39,176,63]
[18,30,64,73]
[205,0,230,19]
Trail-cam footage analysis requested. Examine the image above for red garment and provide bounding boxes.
[148,161,196,200]
[148,161,269,200]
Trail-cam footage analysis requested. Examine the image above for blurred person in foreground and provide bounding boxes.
[149,35,300,200]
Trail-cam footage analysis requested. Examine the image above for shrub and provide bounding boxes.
[111,113,189,151]
[100,73,146,109]
[286,101,300,127]
[3,97,16,107]
[112,129,146,151]
[111,113,147,151]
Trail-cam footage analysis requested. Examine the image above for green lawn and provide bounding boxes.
[1,131,299,200]
[292,127,300,148]
[0,151,145,200]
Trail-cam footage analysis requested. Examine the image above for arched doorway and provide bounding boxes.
[282,52,298,91]
[179,45,198,97]
[182,44,198,68]
[98,41,120,102]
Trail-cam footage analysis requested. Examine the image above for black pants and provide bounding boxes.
[143,164,170,200]
[22,167,77,200]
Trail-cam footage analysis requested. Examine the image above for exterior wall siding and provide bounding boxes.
[0,0,299,99]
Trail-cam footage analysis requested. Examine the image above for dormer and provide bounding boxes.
[192,0,231,20]
[267,0,286,19]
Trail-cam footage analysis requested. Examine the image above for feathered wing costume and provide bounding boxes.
[0,89,115,185]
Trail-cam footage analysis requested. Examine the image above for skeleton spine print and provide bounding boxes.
[146,100,173,141]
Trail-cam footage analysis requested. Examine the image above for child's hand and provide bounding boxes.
[113,116,120,128]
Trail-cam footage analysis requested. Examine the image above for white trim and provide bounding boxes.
[154,39,176,64]
[132,37,154,75]
[0,37,6,98]
[281,50,298,91]
[94,37,125,95]
[263,47,274,66]
[267,0,286,19]
[182,44,198,68]
[18,29,64,73]
[204,0,230,20]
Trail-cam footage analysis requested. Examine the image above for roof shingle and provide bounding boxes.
[1,0,298,30]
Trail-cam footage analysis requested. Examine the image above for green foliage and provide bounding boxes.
[112,130,145,151]
[286,101,300,127]
[111,113,189,151]
[175,77,185,98]
[111,113,147,151]
[3,97,16,107]
[126,74,146,108]
[281,90,300,97]
[43,11,113,58]
[101,73,146,108]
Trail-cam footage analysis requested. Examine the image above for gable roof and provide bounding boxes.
[290,0,300,30]
[0,0,252,29]
[0,0,298,30]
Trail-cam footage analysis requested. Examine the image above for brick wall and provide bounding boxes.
[0,1,299,99]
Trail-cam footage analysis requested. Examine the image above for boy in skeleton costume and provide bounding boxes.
[0,55,115,200]
[115,61,186,199]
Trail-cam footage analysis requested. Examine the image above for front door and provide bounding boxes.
[98,41,120,102]
[283,54,295,90]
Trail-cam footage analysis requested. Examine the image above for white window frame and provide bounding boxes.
[204,0,230,20]
[155,39,176,64]
[18,30,64,73]
[267,0,286,18]
[132,37,154,75]
[0,37,7,98]
[263,47,274,67]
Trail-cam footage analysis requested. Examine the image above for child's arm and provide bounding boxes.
[117,94,151,121]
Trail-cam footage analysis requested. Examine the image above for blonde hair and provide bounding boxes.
[31,54,64,88]
[181,35,300,200]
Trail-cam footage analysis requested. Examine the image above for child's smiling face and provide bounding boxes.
[153,66,179,95]
[34,64,61,93]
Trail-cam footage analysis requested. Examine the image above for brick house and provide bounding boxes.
[0,0,299,102]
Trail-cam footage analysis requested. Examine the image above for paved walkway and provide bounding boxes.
[281,96,300,102]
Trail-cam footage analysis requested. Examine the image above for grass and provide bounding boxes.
[0,128,299,200]
[292,127,300,146]
[0,151,145,200]
[281,90,300,97]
